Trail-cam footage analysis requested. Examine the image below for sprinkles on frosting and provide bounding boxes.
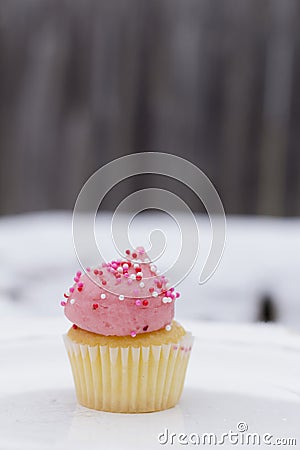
[61,247,181,337]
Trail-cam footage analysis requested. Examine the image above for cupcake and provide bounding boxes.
[62,247,193,413]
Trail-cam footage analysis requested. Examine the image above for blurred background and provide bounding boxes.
[0,0,299,326]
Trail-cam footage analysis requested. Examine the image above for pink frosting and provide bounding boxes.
[63,247,179,336]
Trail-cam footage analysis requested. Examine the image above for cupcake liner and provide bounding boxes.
[63,332,193,413]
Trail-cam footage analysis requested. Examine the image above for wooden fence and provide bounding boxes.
[0,0,299,215]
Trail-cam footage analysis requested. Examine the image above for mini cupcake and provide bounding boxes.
[62,247,193,413]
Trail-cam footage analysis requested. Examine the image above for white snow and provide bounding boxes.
[0,211,299,328]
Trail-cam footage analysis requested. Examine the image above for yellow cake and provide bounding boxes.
[62,247,193,413]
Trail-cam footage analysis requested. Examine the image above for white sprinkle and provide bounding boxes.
[144,258,150,263]
[162,297,169,304]
[130,274,136,280]
[165,283,170,288]
[152,291,158,297]
[119,294,125,301]
[133,263,140,269]
[156,269,160,274]
[168,298,173,303]
[117,267,123,273]
[70,299,75,305]
[101,294,106,299]
[139,281,145,288]
[123,263,129,270]
[165,324,172,331]
[150,265,157,272]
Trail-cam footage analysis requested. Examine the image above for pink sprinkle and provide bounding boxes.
[127,279,133,285]
[133,289,139,295]
[135,300,142,306]
[170,287,174,292]
[124,273,129,278]
[78,282,84,288]
[166,290,172,297]
[69,287,75,293]
[76,271,82,277]
[176,292,180,298]
[74,277,79,283]
[86,267,91,272]
[60,301,66,306]
[130,331,137,337]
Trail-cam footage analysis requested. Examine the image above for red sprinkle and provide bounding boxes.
[92,303,99,310]
[149,287,154,293]
[142,300,149,306]
[102,280,107,285]
[72,324,78,329]
[78,287,83,292]
[94,269,99,275]
[125,249,131,255]
[99,271,103,275]
[135,267,142,273]
[136,275,142,281]
[157,282,162,289]
[63,293,69,299]
[132,253,137,259]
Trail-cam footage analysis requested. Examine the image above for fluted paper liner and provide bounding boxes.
[64,332,193,413]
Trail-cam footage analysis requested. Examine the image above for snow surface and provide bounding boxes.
[0,316,300,450]
[0,212,299,449]
[0,211,299,327]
